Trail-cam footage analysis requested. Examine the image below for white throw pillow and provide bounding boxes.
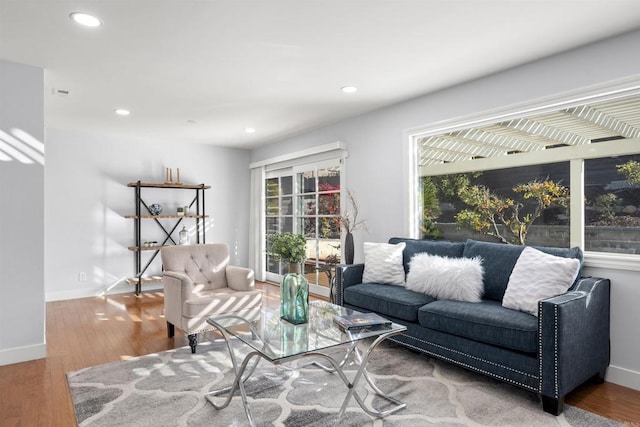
[502,246,580,316]
[405,254,484,302]
[362,242,406,286]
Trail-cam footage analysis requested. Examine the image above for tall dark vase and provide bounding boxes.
[344,232,354,264]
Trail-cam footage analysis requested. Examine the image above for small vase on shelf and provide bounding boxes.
[179,226,190,245]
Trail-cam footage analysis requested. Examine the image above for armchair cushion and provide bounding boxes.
[183,288,263,318]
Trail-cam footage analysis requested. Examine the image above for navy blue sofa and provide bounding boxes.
[334,238,610,415]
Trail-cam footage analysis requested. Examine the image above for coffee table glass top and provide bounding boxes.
[207,301,406,363]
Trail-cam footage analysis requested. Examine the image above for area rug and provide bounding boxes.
[67,339,620,427]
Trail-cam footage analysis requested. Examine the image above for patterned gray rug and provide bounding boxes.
[67,339,619,426]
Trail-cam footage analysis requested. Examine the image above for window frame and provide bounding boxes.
[404,80,640,272]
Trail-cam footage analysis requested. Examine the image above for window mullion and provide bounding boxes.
[569,159,585,249]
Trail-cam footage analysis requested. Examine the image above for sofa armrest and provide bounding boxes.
[334,263,364,306]
[539,276,610,407]
[226,265,256,292]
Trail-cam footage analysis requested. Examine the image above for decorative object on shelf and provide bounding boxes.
[148,203,163,215]
[176,206,184,216]
[176,168,182,185]
[179,226,190,245]
[183,205,189,215]
[339,189,367,264]
[165,167,173,184]
[267,232,309,324]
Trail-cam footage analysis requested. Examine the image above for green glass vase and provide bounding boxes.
[280,321,309,355]
[280,263,309,324]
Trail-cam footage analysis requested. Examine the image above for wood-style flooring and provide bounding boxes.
[1,282,638,426]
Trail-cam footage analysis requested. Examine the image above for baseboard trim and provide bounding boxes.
[0,342,46,366]
[606,364,640,391]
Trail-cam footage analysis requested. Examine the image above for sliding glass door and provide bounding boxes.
[264,160,342,297]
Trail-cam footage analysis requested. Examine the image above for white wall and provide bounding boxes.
[45,128,251,301]
[0,60,46,365]
[251,29,640,390]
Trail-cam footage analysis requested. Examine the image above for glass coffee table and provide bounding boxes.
[205,300,407,426]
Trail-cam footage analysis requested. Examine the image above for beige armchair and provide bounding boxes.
[161,243,262,353]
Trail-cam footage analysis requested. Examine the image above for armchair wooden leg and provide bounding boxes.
[188,334,198,353]
[167,322,175,338]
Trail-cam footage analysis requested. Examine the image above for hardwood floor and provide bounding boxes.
[1,282,638,426]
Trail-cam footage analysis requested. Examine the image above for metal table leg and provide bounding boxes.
[206,320,405,426]
[204,324,263,427]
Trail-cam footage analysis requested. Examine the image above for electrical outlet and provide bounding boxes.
[78,272,87,282]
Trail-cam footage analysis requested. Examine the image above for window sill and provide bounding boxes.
[583,251,640,272]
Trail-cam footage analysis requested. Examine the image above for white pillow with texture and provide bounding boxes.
[362,242,406,286]
[502,246,580,317]
[405,254,484,302]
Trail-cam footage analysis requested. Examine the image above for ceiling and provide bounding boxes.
[2,1,640,149]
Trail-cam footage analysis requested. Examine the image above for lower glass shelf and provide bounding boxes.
[125,276,162,285]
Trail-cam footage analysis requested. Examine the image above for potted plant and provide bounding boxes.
[176,206,184,217]
[267,232,308,324]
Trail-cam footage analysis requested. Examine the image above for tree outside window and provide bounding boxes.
[420,163,570,247]
[420,156,640,254]
[585,155,640,253]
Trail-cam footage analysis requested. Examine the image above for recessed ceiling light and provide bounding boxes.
[245,127,256,134]
[114,109,130,116]
[341,86,358,94]
[69,12,102,28]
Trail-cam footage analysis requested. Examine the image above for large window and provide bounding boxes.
[585,154,640,254]
[411,88,640,262]
[421,162,570,247]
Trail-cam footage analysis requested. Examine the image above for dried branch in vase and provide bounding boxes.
[340,189,367,234]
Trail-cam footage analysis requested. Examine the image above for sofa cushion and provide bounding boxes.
[362,241,406,286]
[462,239,583,302]
[343,283,436,322]
[388,237,466,274]
[406,253,484,302]
[502,247,581,316]
[418,299,538,353]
